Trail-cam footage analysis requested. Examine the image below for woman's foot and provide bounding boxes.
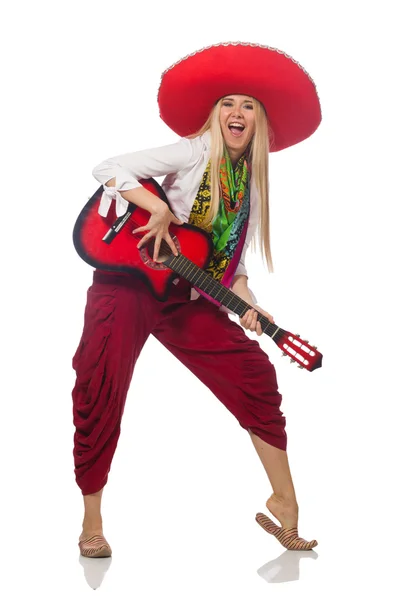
[79,518,112,558]
[79,535,112,558]
[79,527,104,544]
[79,529,112,558]
[255,494,318,551]
[266,493,299,529]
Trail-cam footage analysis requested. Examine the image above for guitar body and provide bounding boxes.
[73,178,213,301]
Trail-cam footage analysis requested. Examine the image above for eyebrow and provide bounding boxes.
[223,97,254,104]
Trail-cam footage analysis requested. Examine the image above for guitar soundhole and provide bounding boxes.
[139,234,181,270]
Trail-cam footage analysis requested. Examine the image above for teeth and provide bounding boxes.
[229,122,244,129]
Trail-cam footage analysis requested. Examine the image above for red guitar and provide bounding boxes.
[73,178,322,372]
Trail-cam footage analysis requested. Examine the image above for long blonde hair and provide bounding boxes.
[188,97,274,273]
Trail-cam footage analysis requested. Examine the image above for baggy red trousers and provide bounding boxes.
[72,270,287,495]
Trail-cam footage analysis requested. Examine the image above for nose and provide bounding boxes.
[232,107,243,119]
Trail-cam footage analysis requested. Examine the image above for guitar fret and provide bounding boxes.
[184,261,203,285]
[177,257,190,278]
[195,272,207,287]
[191,269,205,287]
[225,292,241,311]
[185,263,196,279]
[213,286,228,301]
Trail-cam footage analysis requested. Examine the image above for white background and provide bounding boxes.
[1,0,396,597]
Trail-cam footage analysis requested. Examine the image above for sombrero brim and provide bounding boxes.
[158,42,322,152]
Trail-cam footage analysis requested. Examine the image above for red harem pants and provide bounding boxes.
[72,270,287,495]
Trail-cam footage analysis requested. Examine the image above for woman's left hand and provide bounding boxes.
[239,305,274,336]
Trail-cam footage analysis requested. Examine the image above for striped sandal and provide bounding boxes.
[256,513,318,551]
[79,535,112,558]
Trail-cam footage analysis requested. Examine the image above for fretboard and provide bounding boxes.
[165,254,284,341]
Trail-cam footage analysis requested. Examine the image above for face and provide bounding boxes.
[219,95,256,157]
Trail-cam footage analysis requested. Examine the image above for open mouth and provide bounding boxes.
[228,122,245,137]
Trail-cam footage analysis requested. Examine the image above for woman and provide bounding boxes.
[72,42,322,558]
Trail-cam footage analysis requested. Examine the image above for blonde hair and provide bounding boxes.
[188,97,274,273]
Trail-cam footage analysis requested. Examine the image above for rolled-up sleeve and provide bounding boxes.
[92,137,194,217]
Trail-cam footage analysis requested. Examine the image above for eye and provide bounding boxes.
[244,104,253,110]
[222,101,233,107]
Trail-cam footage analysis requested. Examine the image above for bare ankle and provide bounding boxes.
[81,525,103,540]
[83,516,103,530]
[269,493,298,511]
[266,494,299,529]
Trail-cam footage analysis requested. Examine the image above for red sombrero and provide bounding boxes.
[158,42,321,152]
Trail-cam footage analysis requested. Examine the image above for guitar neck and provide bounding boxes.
[165,254,285,341]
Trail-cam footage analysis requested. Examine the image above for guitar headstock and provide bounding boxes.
[276,330,323,372]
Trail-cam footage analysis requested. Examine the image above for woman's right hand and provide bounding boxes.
[132,203,183,262]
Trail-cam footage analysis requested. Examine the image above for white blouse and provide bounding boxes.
[92,131,260,285]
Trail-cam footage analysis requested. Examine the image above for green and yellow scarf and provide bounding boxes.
[188,151,250,281]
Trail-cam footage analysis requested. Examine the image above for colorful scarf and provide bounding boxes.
[188,151,250,281]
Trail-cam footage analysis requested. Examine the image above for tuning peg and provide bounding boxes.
[297,365,304,369]
[290,358,295,363]
[313,346,317,349]
[303,339,309,343]
[282,352,288,357]
[295,333,300,337]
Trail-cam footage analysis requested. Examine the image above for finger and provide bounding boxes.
[133,224,150,234]
[256,321,263,336]
[137,231,154,248]
[257,309,274,324]
[166,233,179,257]
[153,235,163,262]
[240,311,247,324]
[245,310,253,329]
[250,310,258,331]
[239,311,250,328]
[171,215,184,225]
[249,308,257,324]
[242,308,255,328]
